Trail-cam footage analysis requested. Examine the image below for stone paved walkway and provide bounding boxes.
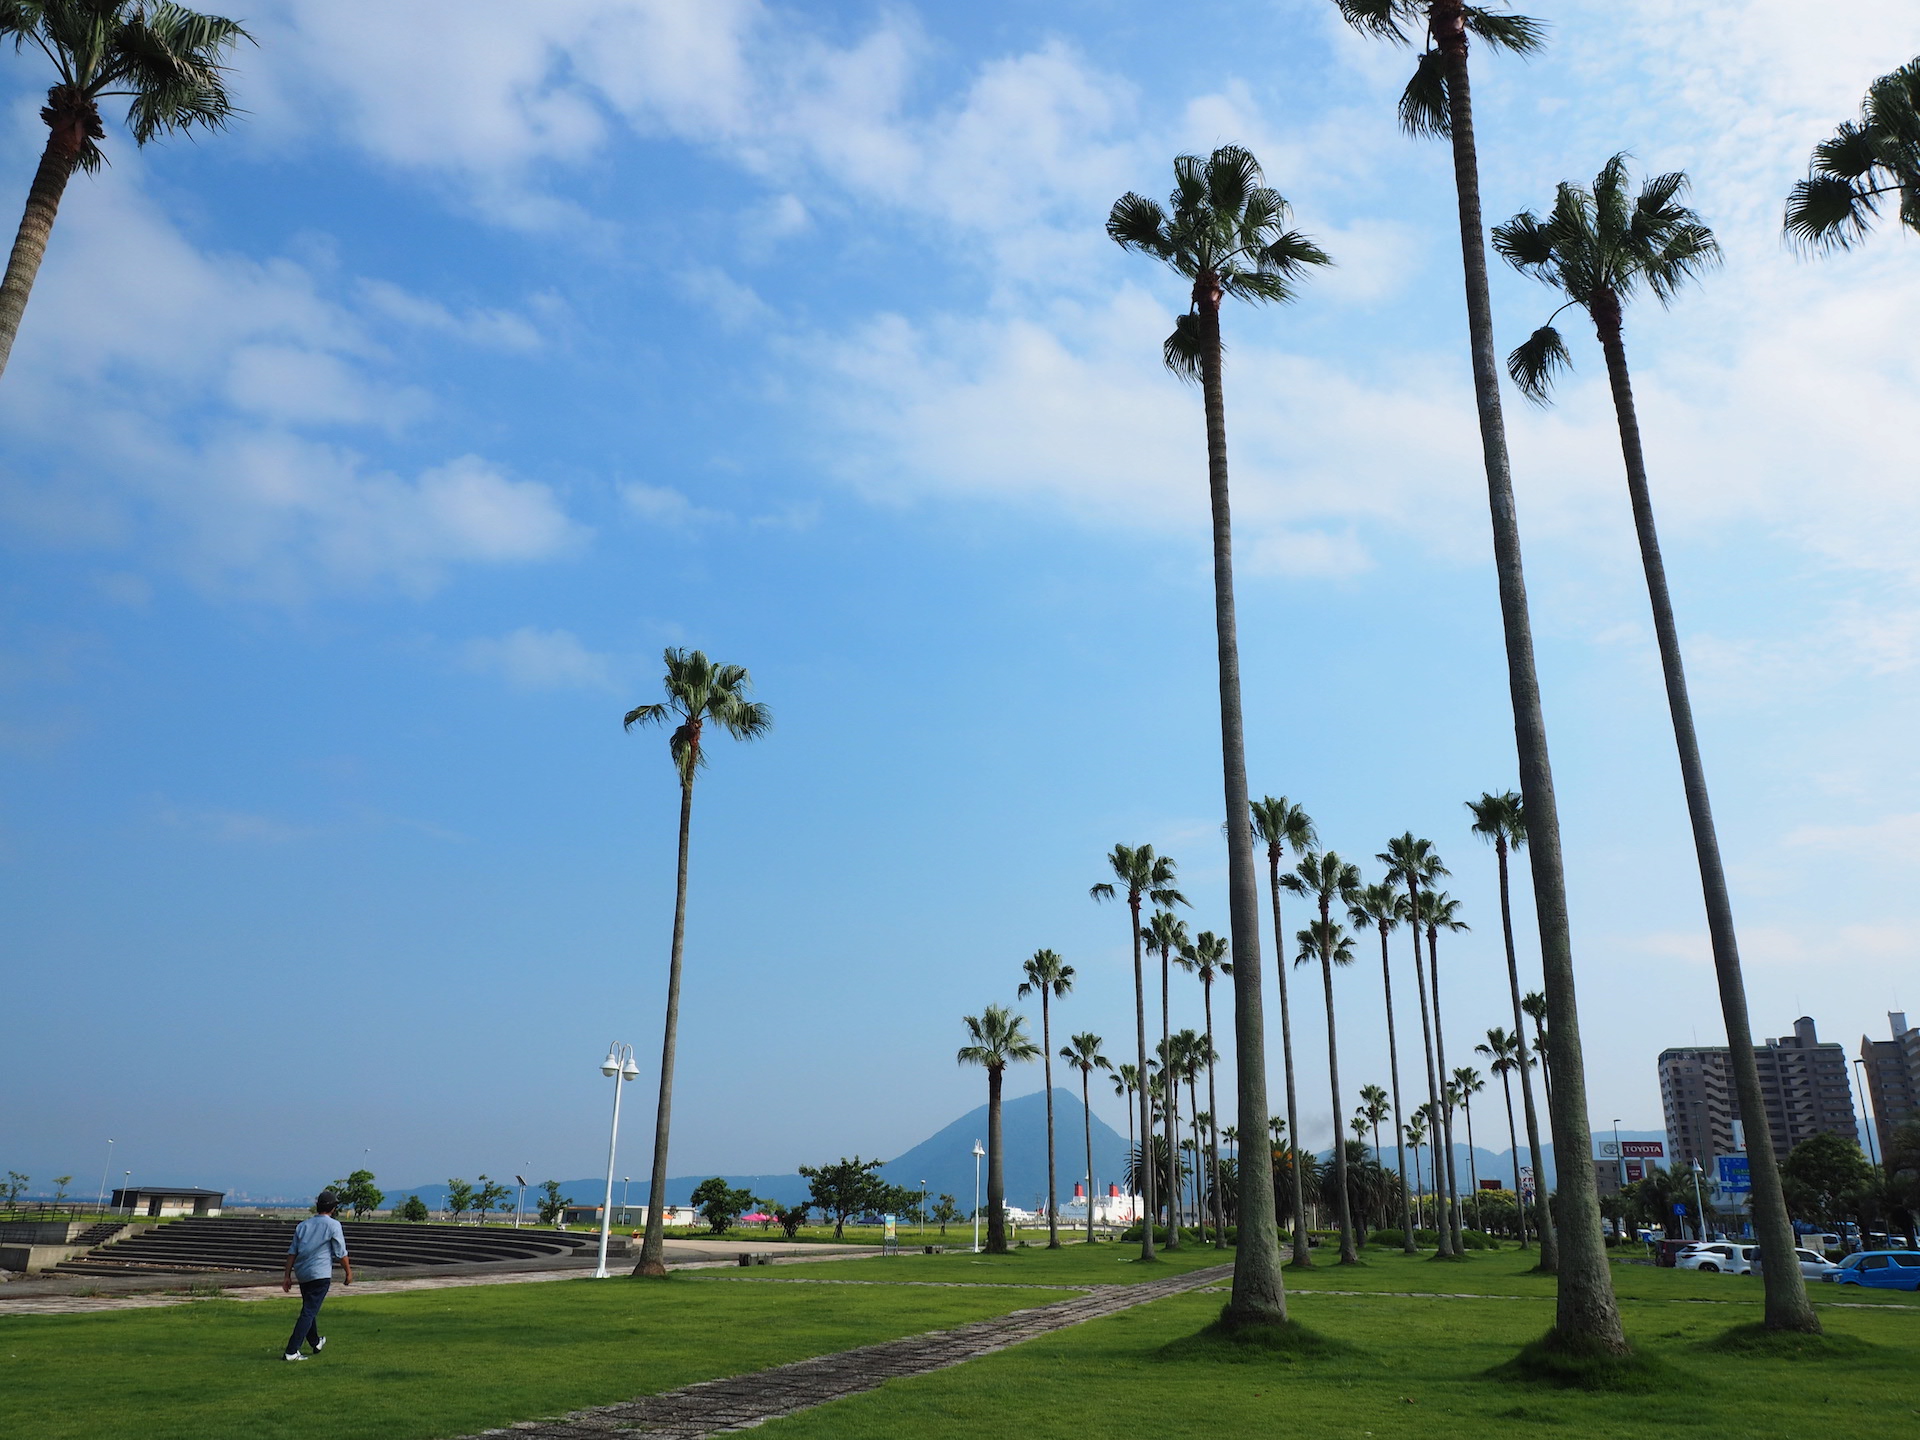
[467,1262,1234,1438]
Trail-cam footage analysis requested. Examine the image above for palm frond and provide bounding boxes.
[1784,173,1877,253]
[1333,0,1418,44]
[1461,7,1547,55]
[1506,323,1571,405]
[1105,192,1171,257]
[1489,210,1554,272]
[1397,47,1449,139]
[1162,311,1204,382]
[1205,143,1263,217]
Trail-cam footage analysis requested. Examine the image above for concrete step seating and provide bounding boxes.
[53,1217,599,1277]
[66,1222,131,1247]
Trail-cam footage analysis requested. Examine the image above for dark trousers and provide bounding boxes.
[286,1278,330,1355]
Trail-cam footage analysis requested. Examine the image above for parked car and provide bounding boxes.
[1677,1243,1756,1274]
[1751,1247,1842,1281]
[1828,1251,1920,1291]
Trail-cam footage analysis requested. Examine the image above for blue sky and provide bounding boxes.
[3,1,1916,1200]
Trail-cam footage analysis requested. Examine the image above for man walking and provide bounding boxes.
[282,1190,352,1361]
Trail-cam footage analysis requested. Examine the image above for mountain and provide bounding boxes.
[385,1088,1132,1216]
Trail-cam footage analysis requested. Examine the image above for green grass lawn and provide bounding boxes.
[7,1243,1913,1440]
[0,1272,1078,1440]
[747,1246,1920,1440]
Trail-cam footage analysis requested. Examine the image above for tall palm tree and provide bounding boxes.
[1143,909,1191,1249]
[1496,158,1817,1335]
[957,1004,1041,1255]
[1420,889,1470,1254]
[625,649,772,1276]
[1061,1032,1109,1245]
[1296,916,1361,1263]
[1407,1109,1430,1229]
[1018,949,1076,1250]
[1467,790,1555,1266]
[1111,1061,1141,1182]
[1110,149,1330,1325]
[1091,845,1185,1261]
[1784,57,1920,254]
[1251,795,1320,1266]
[0,1,250,379]
[1479,1028,1527,1240]
[1336,0,1626,1353]
[1350,881,1419,1253]
[1522,990,1553,1112]
[1380,835,1453,1257]
[1176,930,1233,1247]
[1222,1124,1239,1161]
[1358,1084,1392,1165]
[1453,1066,1486,1230]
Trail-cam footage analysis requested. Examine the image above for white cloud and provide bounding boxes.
[357,279,547,352]
[621,482,728,526]
[461,627,615,692]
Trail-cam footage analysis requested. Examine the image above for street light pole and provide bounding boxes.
[1612,1119,1624,1190]
[1690,1159,1707,1242]
[971,1140,985,1254]
[596,1042,641,1278]
[514,1175,527,1229]
[1852,1058,1881,1169]
[919,1180,927,1236]
[623,1177,631,1226]
[97,1139,114,1216]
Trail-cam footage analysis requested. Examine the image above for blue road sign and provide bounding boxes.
[1716,1156,1751,1194]
[1673,1202,1688,1216]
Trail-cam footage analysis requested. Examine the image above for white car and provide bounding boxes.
[1678,1243,1836,1279]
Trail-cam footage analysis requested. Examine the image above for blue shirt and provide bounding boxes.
[288,1214,348,1281]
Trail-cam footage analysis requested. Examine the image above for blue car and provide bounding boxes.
[1827,1251,1920,1291]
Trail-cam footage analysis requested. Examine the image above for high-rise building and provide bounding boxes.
[1859,1011,1920,1149]
[1657,1016,1858,1166]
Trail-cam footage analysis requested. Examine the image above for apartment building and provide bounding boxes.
[1860,1011,1920,1143]
[1657,1016,1858,1166]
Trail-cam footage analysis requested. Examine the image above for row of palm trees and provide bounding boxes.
[1100,0,1919,1354]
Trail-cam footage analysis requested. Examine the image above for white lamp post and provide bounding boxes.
[1690,1158,1707,1242]
[971,1139,986,1254]
[623,1176,631,1226]
[513,1175,528,1229]
[97,1139,115,1216]
[596,1042,641,1278]
[919,1180,927,1236]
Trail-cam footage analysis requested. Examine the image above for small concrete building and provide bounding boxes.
[111,1186,224,1217]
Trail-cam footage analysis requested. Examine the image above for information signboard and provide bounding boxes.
[1716,1156,1752,1194]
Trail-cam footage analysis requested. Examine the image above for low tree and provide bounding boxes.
[931,1194,962,1235]
[473,1175,510,1226]
[535,1180,570,1227]
[690,1177,757,1234]
[445,1178,475,1223]
[773,1198,811,1238]
[397,1195,430,1223]
[799,1156,888,1240]
[51,1175,72,1210]
[3,1171,27,1206]
[328,1169,384,1220]
[1780,1133,1874,1233]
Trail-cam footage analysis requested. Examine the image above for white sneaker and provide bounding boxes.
[313,1337,327,1353]
[283,1352,305,1362]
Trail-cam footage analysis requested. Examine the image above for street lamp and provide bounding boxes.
[623,1177,632,1226]
[97,1139,115,1216]
[1690,1158,1707,1242]
[971,1140,986,1254]
[919,1180,927,1235]
[514,1175,528,1229]
[122,1171,131,1216]
[1612,1118,1625,1195]
[595,1042,641,1278]
[1852,1058,1881,1169]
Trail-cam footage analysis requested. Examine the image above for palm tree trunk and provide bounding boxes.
[1160,943,1179,1249]
[1319,955,1359,1263]
[1593,299,1818,1333]
[1268,857,1313,1266]
[1429,924,1464,1254]
[1502,1071,1524,1239]
[1498,837,1556,1266]
[1129,898,1156,1261]
[987,1066,1007,1253]
[0,114,85,382]
[1197,290,1287,1324]
[1041,995,1060,1248]
[1377,922,1419,1253]
[635,776,695,1276]
[1083,1069,1097,1245]
[1435,5,1623,1349]
[1204,982,1227,1247]
[1408,889,1452,1257]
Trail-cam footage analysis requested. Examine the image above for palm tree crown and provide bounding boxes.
[1784,57,1920,253]
[1017,950,1075,1005]
[1332,0,1545,139]
[1493,154,1719,402]
[957,1003,1041,1073]
[1106,145,1330,375]
[1467,790,1526,852]
[624,649,773,781]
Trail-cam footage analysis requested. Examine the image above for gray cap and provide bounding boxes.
[316,1191,340,1212]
